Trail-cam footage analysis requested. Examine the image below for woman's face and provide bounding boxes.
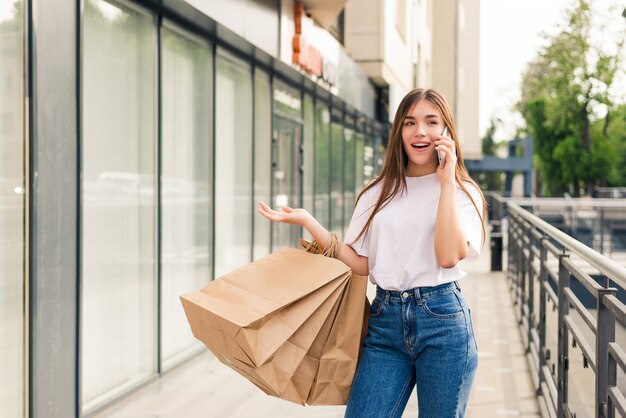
[401,99,444,175]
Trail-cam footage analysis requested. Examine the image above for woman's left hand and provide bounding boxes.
[435,133,457,183]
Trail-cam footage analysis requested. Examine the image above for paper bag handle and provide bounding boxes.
[300,232,340,259]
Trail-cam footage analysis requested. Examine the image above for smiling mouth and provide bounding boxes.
[411,143,431,149]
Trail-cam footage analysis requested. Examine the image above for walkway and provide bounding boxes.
[96,247,540,417]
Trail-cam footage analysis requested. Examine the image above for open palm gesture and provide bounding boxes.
[257,201,312,226]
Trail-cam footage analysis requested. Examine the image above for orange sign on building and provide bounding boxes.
[292,2,324,79]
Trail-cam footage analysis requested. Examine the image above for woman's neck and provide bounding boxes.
[405,161,438,177]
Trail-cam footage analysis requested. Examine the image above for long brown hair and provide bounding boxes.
[352,88,487,247]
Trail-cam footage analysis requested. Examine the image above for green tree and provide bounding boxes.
[475,118,505,191]
[519,0,624,196]
[600,104,626,187]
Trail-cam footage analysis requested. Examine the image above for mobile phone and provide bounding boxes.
[438,127,449,168]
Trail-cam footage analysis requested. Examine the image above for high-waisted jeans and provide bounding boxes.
[345,281,478,418]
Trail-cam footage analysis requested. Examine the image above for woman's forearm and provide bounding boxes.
[302,217,369,276]
[434,182,468,268]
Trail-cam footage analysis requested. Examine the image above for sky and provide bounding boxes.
[479,0,572,142]
[0,1,17,22]
[480,0,626,142]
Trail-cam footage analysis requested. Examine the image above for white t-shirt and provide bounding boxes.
[344,173,484,290]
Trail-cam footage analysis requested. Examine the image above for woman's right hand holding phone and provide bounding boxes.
[435,127,457,185]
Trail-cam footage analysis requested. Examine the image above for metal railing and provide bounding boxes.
[487,193,626,418]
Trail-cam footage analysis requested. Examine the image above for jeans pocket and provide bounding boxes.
[370,297,385,318]
[468,307,478,351]
[422,290,464,319]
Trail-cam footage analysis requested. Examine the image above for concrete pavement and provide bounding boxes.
[95,249,541,417]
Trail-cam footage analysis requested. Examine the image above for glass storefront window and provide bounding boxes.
[0,1,25,416]
[271,81,302,250]
[160,23,212,370]
[314,103,330,229]
[302,95,314,240]
[82,0,157,411]
[271,117,301,250]
[215,49,253,277]
[253,70,271,259]
[373,131,385,177]
[355,132,365,189]
[343,127,355,236]
[364,135,375,181]
[330,121,344,236]
[273,80,301,121]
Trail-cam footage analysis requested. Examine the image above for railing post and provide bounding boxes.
[557,252,570,418]
[490,220,503,271]
[599,207,605,255]
[527,232,535,352]
[538,239,548,393]
[596,284,617,418]
[508,214,516,288]
[519,221,527,322]
[608,350,616,418]
[507,215,513,279]
[514,219,524,310]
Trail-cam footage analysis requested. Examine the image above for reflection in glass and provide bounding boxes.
[314,104,330,229]
[253,70,271,259]
[355,132,365,189]
[0,1,24,417]
[271,118,300,250]
[302,95,315,240]
[160,24,212,370]
[343,128,355,237]
[364,135,375,181]
[273,80,301,120]
[82,0,156,411]
[215,49,253,277]
[330,122,344,236]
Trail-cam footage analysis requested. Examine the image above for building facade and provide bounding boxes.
[432,0,481,159]
[344,0,481,158]
[0,0,480,417]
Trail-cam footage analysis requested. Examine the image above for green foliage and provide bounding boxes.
[603,104,626,186]
[475,118,505,191]
[519,0,624,196]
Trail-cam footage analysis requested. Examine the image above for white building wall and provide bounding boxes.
[345,0,415,122]
[343,0,383,81]
[184,0,280,57]
[383,0,413,88]
[431,0,456,112]
[431,0,481,159]
[188,0,480,145]
[384,0,414,118]
[457,0,481,159]
[413,0,433,88]
[279,0,296,64]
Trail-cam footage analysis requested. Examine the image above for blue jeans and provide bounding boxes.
[345,281,478,418]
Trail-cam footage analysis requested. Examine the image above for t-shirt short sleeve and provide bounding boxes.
[343,187,376,257]
[457,183,484,262]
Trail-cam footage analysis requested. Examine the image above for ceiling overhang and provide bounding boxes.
[301,0,347,29]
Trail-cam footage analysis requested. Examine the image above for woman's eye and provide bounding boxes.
[404,121,414,126]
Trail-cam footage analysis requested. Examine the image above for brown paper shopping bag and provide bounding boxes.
[307,271,369,404]
[180,247,368,405]
[298,237,369,405]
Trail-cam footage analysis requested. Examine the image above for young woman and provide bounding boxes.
[258,88,486,418]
